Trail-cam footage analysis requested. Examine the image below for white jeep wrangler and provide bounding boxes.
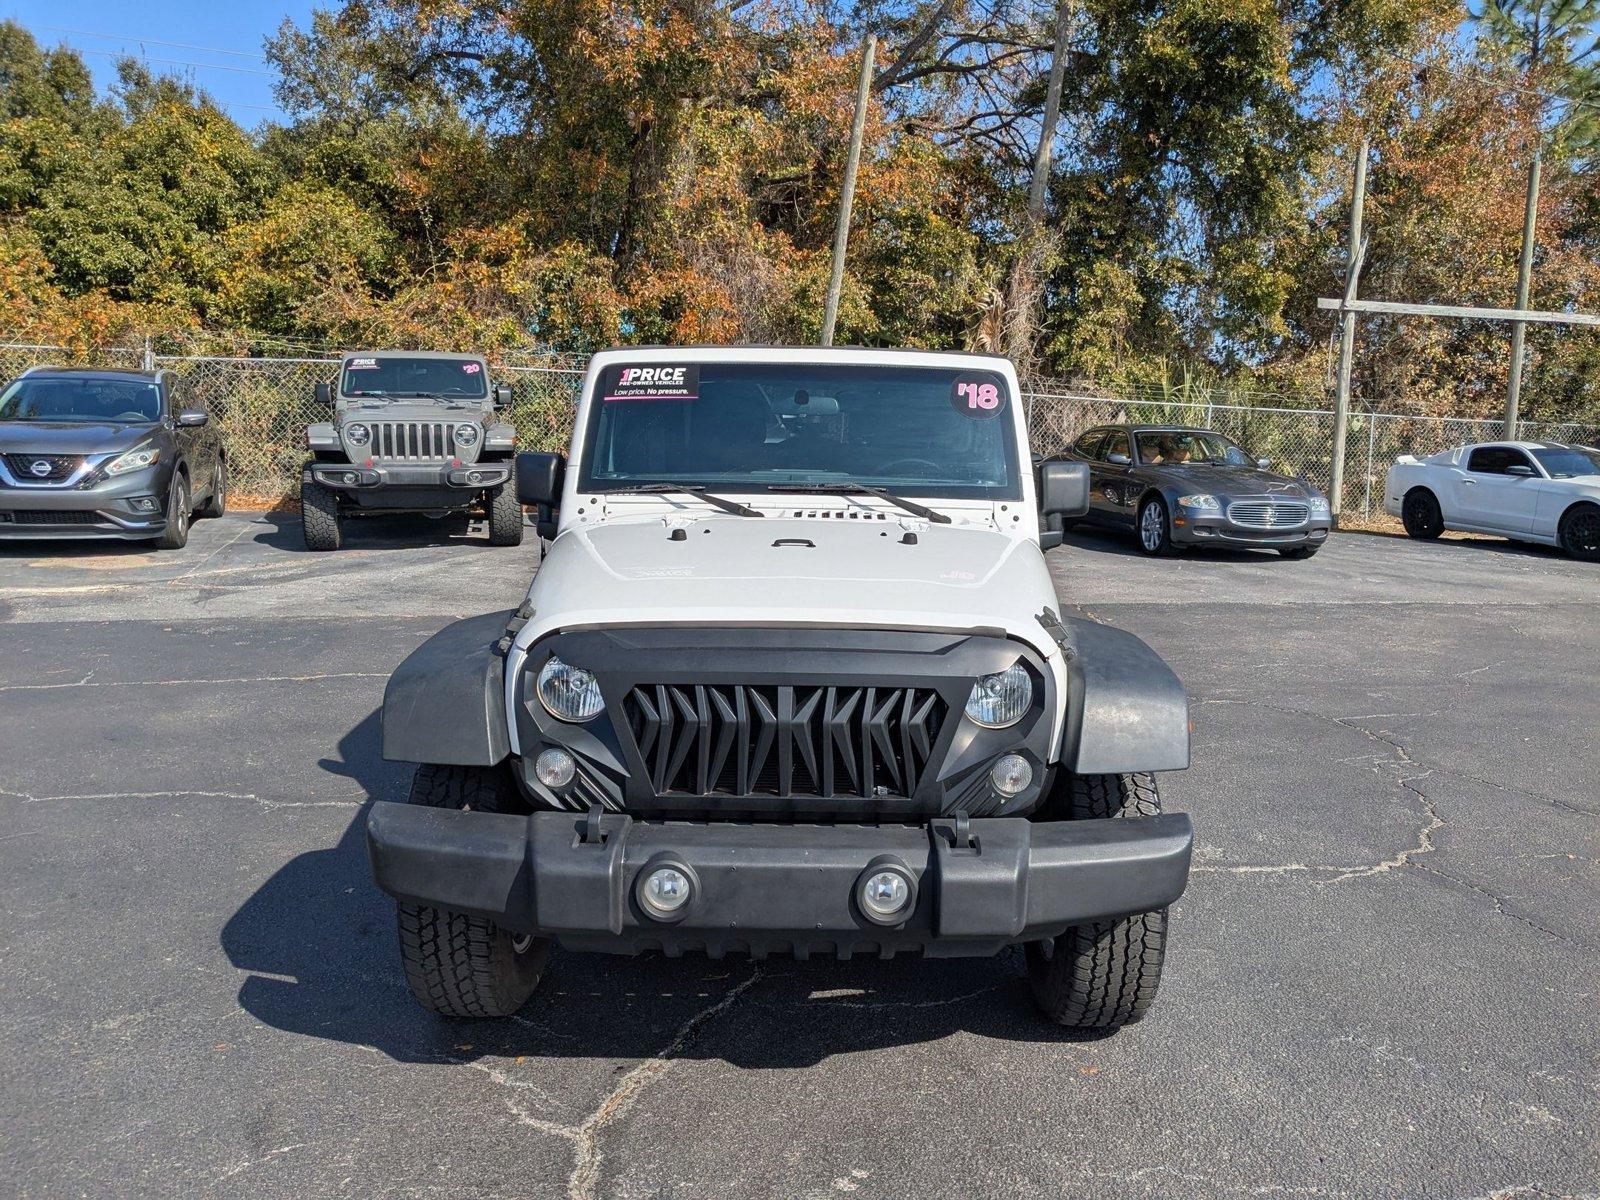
[368,346,1193,1028]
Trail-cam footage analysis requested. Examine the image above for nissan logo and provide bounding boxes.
[29,459,52,478]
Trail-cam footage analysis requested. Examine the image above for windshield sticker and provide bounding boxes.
[347,358,378,369]
[461,362,481,374]
[951,375,1006,419]
[603,364,700,402]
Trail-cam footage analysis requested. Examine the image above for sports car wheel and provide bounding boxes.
[1558,503,1600,562]
[1137,496,1177,557]
[1401,488,1444,540]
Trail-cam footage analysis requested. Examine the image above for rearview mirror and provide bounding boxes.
[1106,451,1131,466]
[314,381,332,405]
[1039,461,1090,518]
[175,409,209,428]
[1506,464,1536,477]
[517,451,566,507]
[494,384,513,409]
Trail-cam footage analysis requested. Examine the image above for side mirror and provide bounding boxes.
[175,409,209,428]
[1506,464,1536,477]
[1106,451,1132,466]
[494,384,513,409]
[315,381,332,405]
[517,451,565,507]
[1039,461,1090,518]
[1257,457,1272,470]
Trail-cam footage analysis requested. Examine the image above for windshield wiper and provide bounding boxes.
[610,484,764,518]
[766,483,952,524]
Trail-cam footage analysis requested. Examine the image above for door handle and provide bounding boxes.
[1462,479,1476,486]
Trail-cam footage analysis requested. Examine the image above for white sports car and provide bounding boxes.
[1383,441,1600,560]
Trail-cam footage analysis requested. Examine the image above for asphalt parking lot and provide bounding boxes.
[2,514,1596,1199]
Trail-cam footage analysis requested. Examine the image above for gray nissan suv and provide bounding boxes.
[0,367,227,549]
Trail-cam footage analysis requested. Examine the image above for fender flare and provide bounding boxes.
[1039,610,1190,774]
[382,610,514,766]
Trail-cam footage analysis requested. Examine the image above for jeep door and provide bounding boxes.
[1454,445,1541,534]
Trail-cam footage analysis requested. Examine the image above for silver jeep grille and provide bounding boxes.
[1227,501,1310,529]
[369,421,452,462]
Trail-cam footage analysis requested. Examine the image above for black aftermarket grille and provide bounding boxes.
[623,684,946,800]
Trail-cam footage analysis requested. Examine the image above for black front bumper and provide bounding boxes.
[308,462,510,491]
[367,803,1194,958]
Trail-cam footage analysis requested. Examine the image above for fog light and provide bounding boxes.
[856,866,914,924]
[468,470,484,484]
[130,496,159,512]
[534,747,575,788]
[640,866,692,918]
[342,472,357,485]
[990,753,1033,797]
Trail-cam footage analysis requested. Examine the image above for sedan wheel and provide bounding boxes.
[1558,503,1600,562]
[1137,497,1177,557]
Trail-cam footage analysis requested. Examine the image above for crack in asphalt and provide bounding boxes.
[0,671,388,693]
[1413,864,1577,946]
[478,965,764,1200]
[0,785,365,810]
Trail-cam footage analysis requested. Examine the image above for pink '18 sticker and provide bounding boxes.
[950,376,1005,419]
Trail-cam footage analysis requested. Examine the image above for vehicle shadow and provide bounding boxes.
[1054,525,1279,562]
[252,509,496,553]
[221,709,1101,1069]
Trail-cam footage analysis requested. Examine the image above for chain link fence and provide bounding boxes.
[4,342,1597,514]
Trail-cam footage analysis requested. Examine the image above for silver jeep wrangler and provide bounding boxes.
[301,351,522,550]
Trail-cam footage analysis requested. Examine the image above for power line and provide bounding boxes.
[25,23,267,60]
[68,47,275,77]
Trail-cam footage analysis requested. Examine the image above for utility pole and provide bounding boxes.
[1505,144,1542,436]
[821,34,875,348]
[1329,136,1370,523]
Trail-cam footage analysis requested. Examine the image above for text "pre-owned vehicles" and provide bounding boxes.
[0,367,226,548]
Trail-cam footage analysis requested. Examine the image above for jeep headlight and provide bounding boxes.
[1177,494,1220,510]
[105,443,160,476]
[536,656,604,723]
[1308,496,1331,515]
[965,662,1032,729]
[344,423,371,447]
[454,423,480,447]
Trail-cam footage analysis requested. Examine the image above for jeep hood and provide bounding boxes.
[522,517,1062,662]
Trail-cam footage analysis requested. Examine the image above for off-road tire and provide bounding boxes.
[1401,488,1444,540]
[1557,502,1600,562]
[1136,496,1178,557]
[300,477,343,551]
[1026,772,1169,1029]
[196,456,227,519]
[1278,545,1319,559]
[396,763,549,1019]
[486,482,524,547]
[155,473,190,550]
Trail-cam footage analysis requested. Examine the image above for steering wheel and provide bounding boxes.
[879,458,941,475]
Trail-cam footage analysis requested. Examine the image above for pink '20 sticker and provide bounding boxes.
[950,376,1005,419]
[461,362,481,374]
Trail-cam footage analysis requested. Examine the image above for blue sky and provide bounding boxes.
[4,0,316,126]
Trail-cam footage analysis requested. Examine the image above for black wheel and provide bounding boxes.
[486,482,524,547]
[1026,773,1170,1029]
[300,476,343,551]
[1136,496,1178,557]
[1278,545,1319,559]
[195,456,227,518]
[396,763,550,1019]
[155,473,190,550]
[1401,488,1444,540]
[1557,502,1600,562]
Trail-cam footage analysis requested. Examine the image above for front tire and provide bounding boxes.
[485,482,525,547]
[300,477,343,551]
[1557,502,1600,562]
[155,473,190,550]
[1136,496,1178,557]
[1026,773,1170,1029]
[396,763,550,1019]
[1401,488,1444,540]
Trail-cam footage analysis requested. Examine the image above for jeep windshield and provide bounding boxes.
[576,362,1021,500]
[0,377,161,423]
[341,357,488,400]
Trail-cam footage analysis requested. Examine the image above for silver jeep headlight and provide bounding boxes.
[536,656,604,723]
[454,423,480,447]
[344,423,371,447]
[965,662,1033,729]
[105,443,160,476]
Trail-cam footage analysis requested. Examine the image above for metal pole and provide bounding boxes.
[821,35,875,348]
[1330,136,1370,523]
[1363,409,1377,521]
[1505,145,1542,437]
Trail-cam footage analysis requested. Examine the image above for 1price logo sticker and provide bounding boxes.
[950,374,1006,419]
